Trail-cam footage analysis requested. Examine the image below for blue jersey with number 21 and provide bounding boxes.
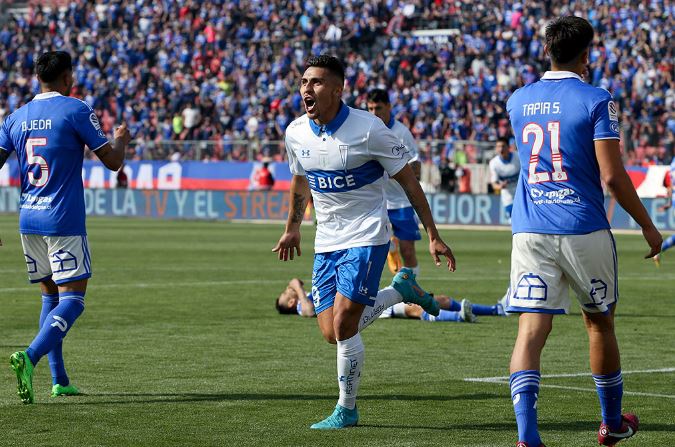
[0,92,108,236]
[507,71,620,235]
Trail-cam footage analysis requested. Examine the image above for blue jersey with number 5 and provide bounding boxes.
[506,71,619,235]
[0,92,108,235]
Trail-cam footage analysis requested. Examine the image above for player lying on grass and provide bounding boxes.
[275,278,507,322]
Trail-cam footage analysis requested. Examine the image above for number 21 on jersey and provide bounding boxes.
[26,137,49,187]
[523,121,567,184]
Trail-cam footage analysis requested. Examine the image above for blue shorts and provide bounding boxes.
[311,243,389,315]
[387,207,421,241]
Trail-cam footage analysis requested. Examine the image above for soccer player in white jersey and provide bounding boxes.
[505,17,662,446]
[489,137,521,219]
[366,89,422,275]
[0,51,130,403]
[273,55,456,429]
[653,159,675,265]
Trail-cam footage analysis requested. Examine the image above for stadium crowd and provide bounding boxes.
[0,0,672,165]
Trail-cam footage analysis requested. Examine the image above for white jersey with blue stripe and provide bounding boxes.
[384,118,419,210]
[489,152,521,205]
[507,71,619,235]
[670,158,675,207]
[0,92,108,236]
[285,103,411,253]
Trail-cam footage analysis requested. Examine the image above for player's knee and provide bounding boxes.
[332,312,359,340]
[583,312,615,333]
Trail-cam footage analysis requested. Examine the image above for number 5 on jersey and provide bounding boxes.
[523,121,567,184]
[26,137,49,187]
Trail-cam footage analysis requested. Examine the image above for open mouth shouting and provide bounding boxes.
[303,96,317,115]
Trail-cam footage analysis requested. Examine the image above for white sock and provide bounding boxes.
[337,333,364,410]
[358,286,403,331]
[411,265,420,277]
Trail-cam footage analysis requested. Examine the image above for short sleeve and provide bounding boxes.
[401,126,419,164]
[285,133,305,176]
[488,158,499,183]
[367,118,411,176]
[591,92,620,141]
[0,118,15,153]
[71,102,109,151]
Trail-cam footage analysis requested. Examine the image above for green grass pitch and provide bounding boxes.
[0,215,673,446]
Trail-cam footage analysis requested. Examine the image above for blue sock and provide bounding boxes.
[421,309,462,322]
[471,303,499,315]
[39,294,69,386]
[447,299,461,311]
[26,292,85,368]
[510,370,541,445]
[662,234,675,252]
[593,370,623,431]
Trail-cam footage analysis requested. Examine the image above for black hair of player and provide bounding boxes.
[367,89,390,104]
[36,51,73,83]
[305,55,345,82]
[545,16,594,65]
[496,136,510,146]
[275,297,297,315]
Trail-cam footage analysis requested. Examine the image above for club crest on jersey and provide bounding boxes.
[339,145,349,171]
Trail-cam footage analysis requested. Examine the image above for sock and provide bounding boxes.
[447,298,462,312]
[662,234,675,252]
[26,292,85,367]
[421,309,462,321]
[337,333,364,410]
[358,286,402,331]
[471,303,499,315]
[410,265,420,277]
[593,370,623,431]
[39,294,69,386]
[510,370,542,445]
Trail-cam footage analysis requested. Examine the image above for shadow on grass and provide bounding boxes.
[361,421,675,433]
[71,392,500,405]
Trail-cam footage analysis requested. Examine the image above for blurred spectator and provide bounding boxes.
[0,0,671,165]
[252,161,275,191]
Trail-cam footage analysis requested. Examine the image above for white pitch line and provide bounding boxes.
[465,367,675,399]
[464,367,675,382]
[0,279,288,293]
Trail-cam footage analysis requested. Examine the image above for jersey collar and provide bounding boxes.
[541,71,582,81]
[386,115,395,129]
[33,91,63,100]
[308,102,350,136]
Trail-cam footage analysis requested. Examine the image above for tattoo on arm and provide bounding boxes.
[0,150,9,171]
[290,193,307,224]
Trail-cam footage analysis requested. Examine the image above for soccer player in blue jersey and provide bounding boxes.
[366,89,422,276]
[273,55,456,429]
[0,51,130,403]
[504,17,662,446]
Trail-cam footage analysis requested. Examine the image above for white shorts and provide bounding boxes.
[21,234,92,285]
[506,230,617,315]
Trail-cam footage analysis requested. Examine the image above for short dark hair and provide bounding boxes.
[545,16,594,65]
[367,89,390,104]
[36,51,72,83]
[496,137,510,146]
[275,297,296,315]
[305,55,345,82]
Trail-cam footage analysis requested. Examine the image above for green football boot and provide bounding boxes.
[391,267,440,316]
[310,404,359,429]
[51,384,81,398]
[9,351,34,404]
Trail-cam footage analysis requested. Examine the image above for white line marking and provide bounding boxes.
[465,368,675,399]
[464,367,675,382]
[0,279,288,293]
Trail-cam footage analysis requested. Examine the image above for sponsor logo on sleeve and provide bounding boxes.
[89,113,102,130]
[607,101,618,122]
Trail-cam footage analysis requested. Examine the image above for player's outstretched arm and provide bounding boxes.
[95,123,131,171]
[392,164,456,271]
[272,175,309,261]
[596,139,663,258]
